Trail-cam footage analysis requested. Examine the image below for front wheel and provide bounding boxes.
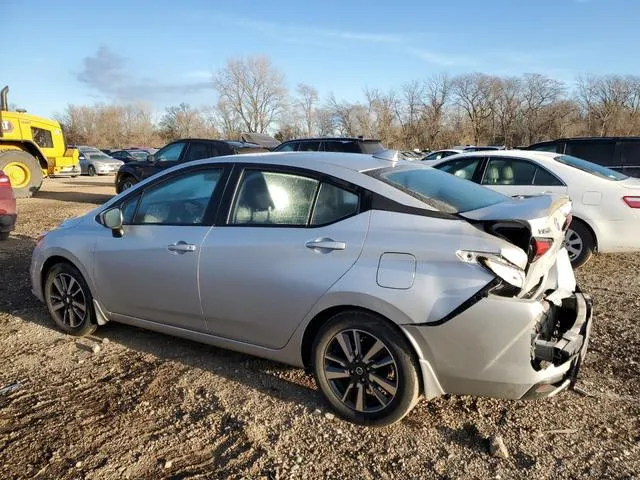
[87,165,96,177]
[44,263,97,336]
[312,311,421,426]
[565,220,595,268]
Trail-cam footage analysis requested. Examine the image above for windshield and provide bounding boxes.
[88,153,112,160]
[555,154,628,181]
[130,151,148,159]
[369,165,508,213]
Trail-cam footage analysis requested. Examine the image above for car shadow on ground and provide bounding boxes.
[58,180,117,188]
[34,190,113,205]
[13,302,324,412]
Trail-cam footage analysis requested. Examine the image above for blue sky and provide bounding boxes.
[2,0,637,117]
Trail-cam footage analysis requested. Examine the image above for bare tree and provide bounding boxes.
[296,83,319,136]
[423,73,451,147]
[492,77,522,147]
[521,73,565,143]
[159,103,207,140]
[452,73,494,145]
[327,94,357,136]
[213,56,287,133]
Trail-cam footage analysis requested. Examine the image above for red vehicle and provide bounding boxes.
[0,170,17,240]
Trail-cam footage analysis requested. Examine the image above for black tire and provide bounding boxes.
[87,165,96,177]
[312,311,421,426]
[44,263,97,337]
[0,150,44,198]
[565,219,595,268]
[117,175,137,193]
[0,232,9,241]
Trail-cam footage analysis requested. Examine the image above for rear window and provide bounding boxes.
[359,141,385,154]
[555,155,627,181]
[370,165,508,214]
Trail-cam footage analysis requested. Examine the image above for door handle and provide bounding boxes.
[305,238,346,251]
[167,241,196,253]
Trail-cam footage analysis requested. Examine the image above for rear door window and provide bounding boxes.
[482,158,536,185]
[529,142,559,153]
[297,141,321,152]
[323,140,360,153]
[620,141,640,167]
[565,141,617,167]
[276,142,297,152]
[434,157,481,181]
[184,142,213,162]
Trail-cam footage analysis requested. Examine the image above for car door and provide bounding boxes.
[141,141,187,179]
[93,165,230,332]
[198,166,369,349]
[479,157,568,197]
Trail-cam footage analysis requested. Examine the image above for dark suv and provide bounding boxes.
[526,137,640,177]
[273,137,385,154]
[115,139,268,193]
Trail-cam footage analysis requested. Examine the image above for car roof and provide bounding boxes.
[438,149,559,164]
[164,138,262,148]
[280,137,382,143]
[531,136,640,143]
[188,151,406,172]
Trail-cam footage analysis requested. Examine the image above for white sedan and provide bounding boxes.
[428,150,640,267]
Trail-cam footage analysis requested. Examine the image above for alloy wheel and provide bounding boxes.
[322,329,398,413]
[565,228,583,261]
[48,273,87,328]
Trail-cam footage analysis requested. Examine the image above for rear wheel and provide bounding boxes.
[117,175,137,193]
[44,263,97,336]
[0,150,44,198]
[312,311,421,426]
[565,220,595,268]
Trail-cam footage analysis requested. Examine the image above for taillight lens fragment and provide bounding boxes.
[623,196,640,208]
[532,237,554,262]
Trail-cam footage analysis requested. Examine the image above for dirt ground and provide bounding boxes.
[0,175,638,480]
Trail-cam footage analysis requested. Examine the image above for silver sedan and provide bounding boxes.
[30,152,592,425]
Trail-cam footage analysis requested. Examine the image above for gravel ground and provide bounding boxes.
[0,176,638,479]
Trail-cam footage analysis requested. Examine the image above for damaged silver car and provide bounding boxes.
[30,152,592,426]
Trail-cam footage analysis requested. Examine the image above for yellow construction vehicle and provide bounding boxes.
[0,86,80,198]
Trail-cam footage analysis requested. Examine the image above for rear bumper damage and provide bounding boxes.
[522,291,593,399]
[402,250,593,401]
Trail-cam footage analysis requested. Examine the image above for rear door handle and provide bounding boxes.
[305,238,346,251]
[167,241,196,253]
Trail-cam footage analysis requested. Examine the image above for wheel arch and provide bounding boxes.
[0,140,49,170]
[570,215,598,252]
[300,304,427,394]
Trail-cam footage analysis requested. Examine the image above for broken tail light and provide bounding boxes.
[457,250,525,289]
[531,237,554,262]
[623,196,640,208]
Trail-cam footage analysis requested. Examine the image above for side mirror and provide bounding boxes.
[101,207,124,238]
[79,154,86,160]
[147,154,156,163]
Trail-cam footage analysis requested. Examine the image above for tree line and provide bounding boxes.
[56,55,640,150]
